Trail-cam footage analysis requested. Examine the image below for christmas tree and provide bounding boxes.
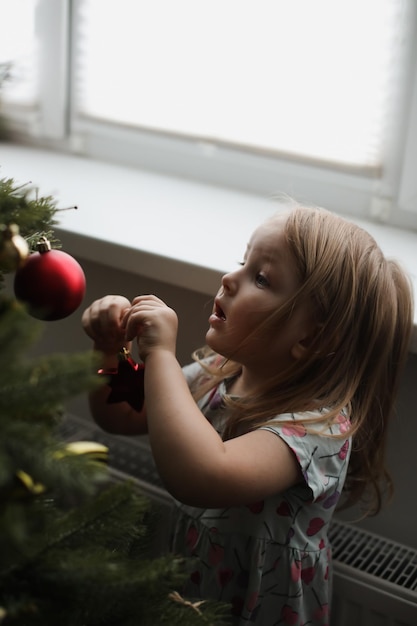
[0,177,228,624]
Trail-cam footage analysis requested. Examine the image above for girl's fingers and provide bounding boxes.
[82,296,131,347]
[131,294,165,307]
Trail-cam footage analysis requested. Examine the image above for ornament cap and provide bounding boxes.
[36,236,52,253]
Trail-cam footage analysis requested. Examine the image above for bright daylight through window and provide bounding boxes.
[75,0,403,173]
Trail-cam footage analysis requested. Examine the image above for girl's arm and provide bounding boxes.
[82,295,148,436]
[124,295,301,508]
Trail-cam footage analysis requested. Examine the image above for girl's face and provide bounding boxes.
[206,215,315,379]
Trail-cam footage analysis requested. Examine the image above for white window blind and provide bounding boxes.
[0,0,38,107]
[73,0,408,174]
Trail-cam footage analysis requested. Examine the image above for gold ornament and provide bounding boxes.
[0,224,29,271]
[56,440,109,463]
[14,441,109,497]
[15,470,45,495]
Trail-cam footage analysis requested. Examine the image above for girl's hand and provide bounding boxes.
[122,295,178,361]
[82,295,131,355]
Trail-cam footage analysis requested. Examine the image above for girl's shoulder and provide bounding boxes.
[260,408,351,439]
[260,410,352,501]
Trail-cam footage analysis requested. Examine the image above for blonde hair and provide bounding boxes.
[193,205,414,516]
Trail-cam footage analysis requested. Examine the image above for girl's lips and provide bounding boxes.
[209,299,226,324]
[214,299,226,320]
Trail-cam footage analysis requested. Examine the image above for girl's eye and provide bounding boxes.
[237,261,269,287]
[255,273,269,288]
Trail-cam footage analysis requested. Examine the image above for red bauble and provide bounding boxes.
[14,238,86,321]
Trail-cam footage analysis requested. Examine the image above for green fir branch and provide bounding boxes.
[0,296,41,365]
[1,481,231,625]
[0,177,58,246]
[0,351,102,420]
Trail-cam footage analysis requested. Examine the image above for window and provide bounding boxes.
[74,0,400,173]
[1,0,417,227]
[0,0,38,107]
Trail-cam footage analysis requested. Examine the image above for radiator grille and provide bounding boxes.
[329,520,417,593]
[330,519,417,625]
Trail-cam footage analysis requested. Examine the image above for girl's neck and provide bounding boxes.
[227,368,262,397]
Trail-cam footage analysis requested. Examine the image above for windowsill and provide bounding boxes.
[2,142,417,353]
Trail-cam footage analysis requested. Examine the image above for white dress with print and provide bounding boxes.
[171,361,351,625]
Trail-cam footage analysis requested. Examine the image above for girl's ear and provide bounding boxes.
[291,337,312,361]
[290,323,323,361]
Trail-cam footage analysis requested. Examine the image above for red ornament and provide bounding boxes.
[14,236,86,321]
[98,348,145,412]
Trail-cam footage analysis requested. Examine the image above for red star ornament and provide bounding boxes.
[98,349,145,412]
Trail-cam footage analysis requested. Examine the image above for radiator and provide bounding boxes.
[330,520,417,625]
[61,414,417,625]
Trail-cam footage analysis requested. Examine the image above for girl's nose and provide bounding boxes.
[221,268,239,293]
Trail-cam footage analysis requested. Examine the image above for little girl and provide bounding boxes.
[82,205,413,625]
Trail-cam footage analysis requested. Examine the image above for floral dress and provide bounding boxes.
[171,361,351,625]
